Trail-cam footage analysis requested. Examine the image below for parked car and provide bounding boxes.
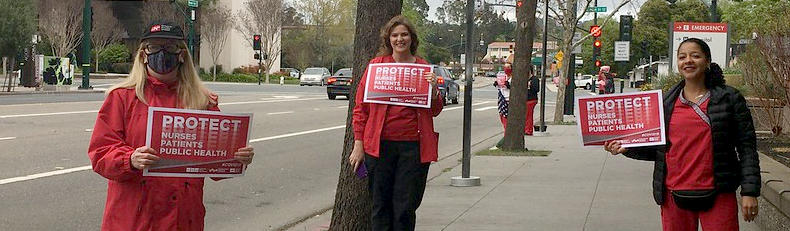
[574,74,595,90]
[280,68,300,79]
[300,67,330,86]
[485,71,497,78]
[326,68,352,100]
[434,65,460,105]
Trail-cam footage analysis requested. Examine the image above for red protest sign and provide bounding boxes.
[144,107,253,177]
[363,63,433,108]
[576,90,666,147]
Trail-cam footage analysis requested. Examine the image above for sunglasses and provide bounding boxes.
[144,44,182,54]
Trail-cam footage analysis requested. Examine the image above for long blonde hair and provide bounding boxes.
[108,40,214,110]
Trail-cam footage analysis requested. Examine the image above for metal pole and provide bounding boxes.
[710,0,719,22]
[258,51,262,85]
[462,0,474,179]
[591,0,598,93]
[79,0,92,90]
[538,0,548,132]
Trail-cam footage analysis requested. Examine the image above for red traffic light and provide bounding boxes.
[590,25,601,37]
[593,40,602,48]
[595,60,602,67]
[253,35,260,41]
[516,0,523,7]
[253,34,261,50]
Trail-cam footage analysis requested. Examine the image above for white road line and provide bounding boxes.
[0,124,347,185]
[474,106,498,111]
[0,136,17,141]
[0,110,99,119]
[267,111,294,115]
[443,101,490,111]
[336,105,348,109]
[249,125,346,143]
[0,98,323,119]
[0,166,92,185]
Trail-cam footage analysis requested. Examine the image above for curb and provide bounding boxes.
[757,152,790,229]
[0,89,105,95]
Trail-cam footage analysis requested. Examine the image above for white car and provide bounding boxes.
[574,75,595,90]
[300,67,330,86]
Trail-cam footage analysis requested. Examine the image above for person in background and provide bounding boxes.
[604,38,759,231]
[347,15,443,231]
[525,67,539,135]
[88,21,254,231]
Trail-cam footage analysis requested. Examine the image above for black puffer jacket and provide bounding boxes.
[624,81,760,205]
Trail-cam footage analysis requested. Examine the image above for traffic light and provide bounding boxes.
[516,0,523,7]
[254,53,260,60]
[619,15,633,41]
[595,60,602,67]
[253,34,261,50]
[593,39,601,57]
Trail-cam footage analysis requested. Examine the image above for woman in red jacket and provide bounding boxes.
[87,21,254,231]
[348,15,443,230]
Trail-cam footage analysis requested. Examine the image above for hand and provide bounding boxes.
[234,146,255,165]
[424,72,438,87]
[603,141,627,155]
[349,141,365,172]
[130,146,160,170]
[742,196,759,222]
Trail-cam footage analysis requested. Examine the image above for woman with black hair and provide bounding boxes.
[604,38,760,230]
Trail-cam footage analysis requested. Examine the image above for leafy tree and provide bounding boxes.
[721,0,790,42]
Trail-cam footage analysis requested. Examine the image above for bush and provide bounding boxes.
[232,65,261,74]
[209,65,223,75]
[111,63,133,74]
[651,73,683,93]
[100,44,130,72]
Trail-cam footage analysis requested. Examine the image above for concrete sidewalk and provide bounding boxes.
[288,126,762,231]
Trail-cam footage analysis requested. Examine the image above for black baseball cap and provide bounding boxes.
[141,21,185,40]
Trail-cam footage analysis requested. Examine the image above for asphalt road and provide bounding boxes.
[0,80,568,230]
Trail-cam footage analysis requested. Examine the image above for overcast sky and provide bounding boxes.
[425,0,647,23]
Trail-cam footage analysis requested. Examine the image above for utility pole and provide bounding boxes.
[79,0,93,90]
[591,0,598,93]
[538,0,548,133]
[451,0,480,187]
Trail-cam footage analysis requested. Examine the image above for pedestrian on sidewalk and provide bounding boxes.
[604,38,760,231]
[495,64,511,131]
[87,21,255,231]
[525,67,539,135]
[347,15,443,231]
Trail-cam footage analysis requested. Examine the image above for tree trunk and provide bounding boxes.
[212,64,217,81]
[554,45,573,124]
[95,51,100,73]
[328,0,402,230]
[502,0,538,151]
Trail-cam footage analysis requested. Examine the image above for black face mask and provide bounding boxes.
[147,50,181,74]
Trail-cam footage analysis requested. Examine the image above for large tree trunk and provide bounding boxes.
[502,0,538,151]
[328,0,402,230]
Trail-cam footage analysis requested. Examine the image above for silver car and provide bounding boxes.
[300,67,330,86]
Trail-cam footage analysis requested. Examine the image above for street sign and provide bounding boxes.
[572,32,582,54]
[554,51,564,63]
[614,41,630,62]
[586,7,607,12]
[188,0,198,7]
[460,54,466,65]
[670,22,729,73]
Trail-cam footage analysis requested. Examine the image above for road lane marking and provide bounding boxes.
[336,106,347,109]
[0,166,92,185]
[442,101,490,111]
[0,98,324,119]
[0,137,16,141]
[0,124,347,185]
[474,106,498,111]
[267,111,294,115]
[249,125,346,143]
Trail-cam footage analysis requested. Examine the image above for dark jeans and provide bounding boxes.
[365,140,430,231]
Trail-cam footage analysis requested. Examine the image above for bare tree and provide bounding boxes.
[141,1,186,30]
[740,46,785,135]
[39,0,83,57]
[502,0,539,150]
[329,0,403,229]
[549,0,631,123]
[201,4,231,81]
[235,0,283,83]
[91,0,125,72]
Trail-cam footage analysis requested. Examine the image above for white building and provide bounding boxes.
[483,41,557,63]
[198,0,280,74]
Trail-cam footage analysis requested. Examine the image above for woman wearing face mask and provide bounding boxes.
[347,15,442,231]
[604,38,760,230]
[87,21,254,231]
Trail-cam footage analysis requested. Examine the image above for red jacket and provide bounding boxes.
[88,76,218,231]
[352,56,443,163]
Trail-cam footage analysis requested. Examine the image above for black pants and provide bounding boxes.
[365,140,430,231]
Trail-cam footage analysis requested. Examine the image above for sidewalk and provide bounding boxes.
[290,125,762,231]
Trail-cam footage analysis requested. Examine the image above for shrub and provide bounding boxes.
[232,65,262,74]
[111,63,133,74]
[651,73,683,93]
[99,44,130,71]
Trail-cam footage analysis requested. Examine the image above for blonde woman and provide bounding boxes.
[88,21,254,231]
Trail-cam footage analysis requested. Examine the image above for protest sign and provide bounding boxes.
[576,90,665,147]
[363,63,433,108]
[144,107,252,177]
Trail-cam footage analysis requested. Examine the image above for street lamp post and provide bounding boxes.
[79,0,93,90]
[451,0,481,187]
[537,0,549,134]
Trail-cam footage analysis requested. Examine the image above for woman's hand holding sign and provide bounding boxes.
[131,146,160,170]
[603,141,627,155]
[424,72,437,87]
[234,146,255,165]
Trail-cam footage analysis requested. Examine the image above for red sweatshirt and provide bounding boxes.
[88,76,218,231]
[352,56,443,163]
